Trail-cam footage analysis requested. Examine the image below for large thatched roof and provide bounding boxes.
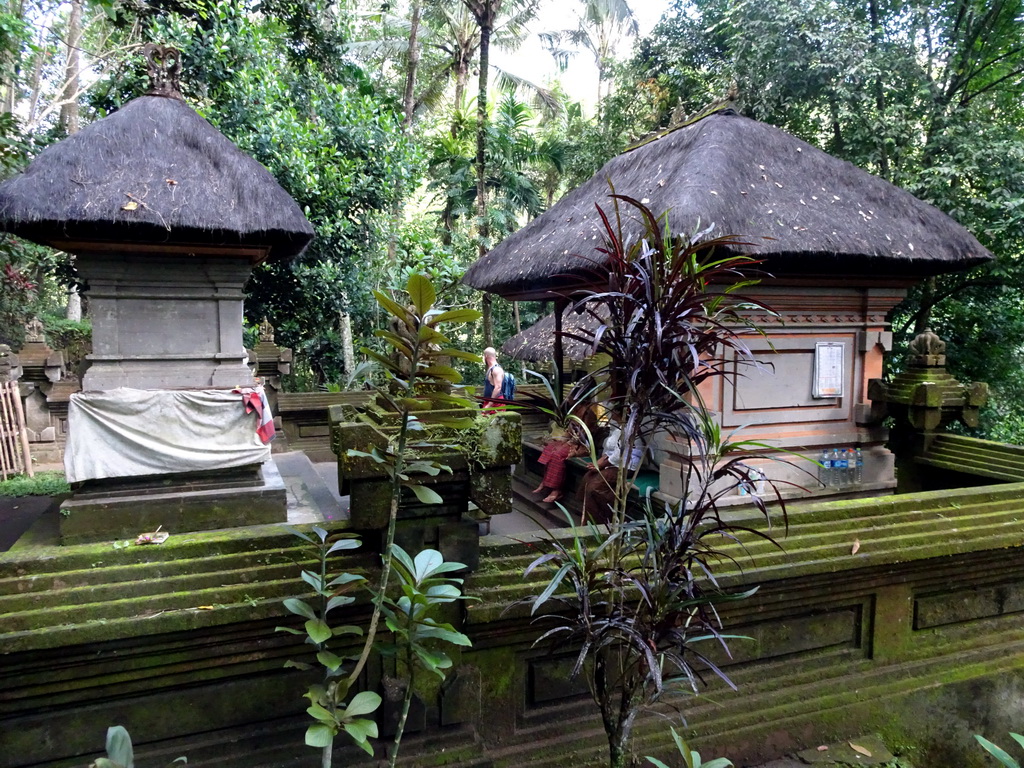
[0,95,313,260]
[464,110,992,299]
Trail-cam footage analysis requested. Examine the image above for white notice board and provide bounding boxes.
[813,342,844,398]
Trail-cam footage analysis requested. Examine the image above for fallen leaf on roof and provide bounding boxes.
[852,539,861,555]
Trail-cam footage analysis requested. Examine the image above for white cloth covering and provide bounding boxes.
[65,388,271,483]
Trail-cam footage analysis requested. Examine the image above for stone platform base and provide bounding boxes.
[58,459,287,544]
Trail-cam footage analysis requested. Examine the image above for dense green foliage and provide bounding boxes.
[0,470,70,497]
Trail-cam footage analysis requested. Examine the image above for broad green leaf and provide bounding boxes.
[421,364,463,383]
[415,625,472,646]
[702,759,734,768]
[90,760,124,768]
[408,484,443,504]
[275,626,303,635]
[343,718,378,742]
[327,572,364,587]
[645,758,671,768]
[389,543,416,575]
[284,525,314,543]
[305,723,335,748]
[407,273,436,315]
[332,624,364,637]
[283,659,312,671]
[417,325,446,345]
[301,570,326,593]
[327,538,361,555]
[305,618,332,644]
[405,460,442,476]
[372,290,411,324]
[316,650,344,672]
[343,720,378,755]
[325,595,355,614]
[413,549,443,580]
[343,690,382,718]
[105,726,134,768]
[975,735,1020,767]
[436,348,482,362]
[283,598,316,621]
[427,308,482,325]
[306,702,337,724]
[414,646,454,674]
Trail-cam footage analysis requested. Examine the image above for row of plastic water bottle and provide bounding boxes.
[818,447,863,488]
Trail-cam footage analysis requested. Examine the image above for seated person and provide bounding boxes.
[577,414,644,525]
[532,426,588,504]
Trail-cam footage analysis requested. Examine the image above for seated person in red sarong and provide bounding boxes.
[532,427,588,504]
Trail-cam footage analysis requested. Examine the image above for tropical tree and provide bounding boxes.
[542,0,638,107]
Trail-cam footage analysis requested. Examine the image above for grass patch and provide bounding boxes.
[0,471,69,497]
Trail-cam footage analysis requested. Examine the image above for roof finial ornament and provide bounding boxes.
[143,43,183,100]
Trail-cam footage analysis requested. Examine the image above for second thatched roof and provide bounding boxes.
[464,110,992,299]
[0,95,313,260]
[502,305,601,362]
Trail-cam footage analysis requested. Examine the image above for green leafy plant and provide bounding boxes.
[0,470,69,497]
[281,274,482,767]
[377,546,475,767]
[976,733,1024,767]
[646,726,733,768]
[277,526,373,762]
[88,725,185,768]
[524,196,789,768]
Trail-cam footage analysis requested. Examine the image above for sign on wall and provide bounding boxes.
[813,342,845,398]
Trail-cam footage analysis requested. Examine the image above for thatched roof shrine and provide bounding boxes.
[464,110,992,300]
[503,305,598,362]
[0,92,313,261]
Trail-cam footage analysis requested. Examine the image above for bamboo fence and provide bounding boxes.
[0,380,33,480]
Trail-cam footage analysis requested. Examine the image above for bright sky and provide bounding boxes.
[490,0,672,113]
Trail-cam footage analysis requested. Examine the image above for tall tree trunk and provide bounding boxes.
[387,0,423,268]
[59,0,82,135]
[402,0,421,130]
[61,0,83,322]
[867,0,890,178]
[475,13,493,346]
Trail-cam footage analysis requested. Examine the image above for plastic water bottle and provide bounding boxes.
[818,448,831,487]
[831,448,847,489]
[854,447,864,485]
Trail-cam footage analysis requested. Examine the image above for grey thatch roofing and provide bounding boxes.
[0,95,313,259]
[502,306,600,362]
[464,110,993,299]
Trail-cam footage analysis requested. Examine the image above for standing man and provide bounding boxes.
[482,346,505,403]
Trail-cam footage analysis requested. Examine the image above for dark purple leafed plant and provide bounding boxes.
[524,194,793,768]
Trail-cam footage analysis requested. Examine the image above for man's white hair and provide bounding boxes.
[483,347,498,358]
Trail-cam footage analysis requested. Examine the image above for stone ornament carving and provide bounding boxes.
[259,317,275,343]
[24,316,44,343]
[143,43,183,99]
[908,327,946,367]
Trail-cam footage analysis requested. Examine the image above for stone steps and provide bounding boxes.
[917,433,1024,481]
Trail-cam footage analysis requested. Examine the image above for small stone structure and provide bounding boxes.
[0,45,313,542]
[331,393,521,565]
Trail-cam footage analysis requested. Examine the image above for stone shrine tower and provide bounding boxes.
[0,45,314,542]
[469,109,992,506]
